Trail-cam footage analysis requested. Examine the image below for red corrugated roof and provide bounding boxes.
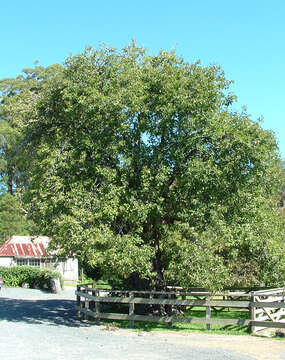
[0,236,50,257]
[34,244,42,257]
[24,244,32,256]
[0,243,17,256]
[16,243,24,256]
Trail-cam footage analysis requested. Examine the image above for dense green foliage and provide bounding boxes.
[0,43,284,290]
[279,161,285,208]
[0,66,52,194]
[0,66,50,239]
[0,265,63,290]
[0,193,34,243]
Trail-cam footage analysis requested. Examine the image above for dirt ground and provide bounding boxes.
[0,287,284,360]
[147,331,285,360]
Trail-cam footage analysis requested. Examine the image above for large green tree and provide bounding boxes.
[7,44,285,289]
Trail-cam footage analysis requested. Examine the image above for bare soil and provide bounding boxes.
[0,287,284,360]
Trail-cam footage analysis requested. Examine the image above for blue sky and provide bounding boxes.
[1,0,284,159]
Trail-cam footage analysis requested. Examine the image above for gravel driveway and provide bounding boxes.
[0,287,284,360]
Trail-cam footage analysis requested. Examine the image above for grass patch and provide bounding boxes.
[87,307,250,336]
[76,279,112,290]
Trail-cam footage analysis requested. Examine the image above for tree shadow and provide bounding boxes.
[0,297,90,328]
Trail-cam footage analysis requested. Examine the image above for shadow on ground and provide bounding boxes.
[0,297,90,327]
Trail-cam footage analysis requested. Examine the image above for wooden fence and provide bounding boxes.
[75,284,285,334]
[250,288,285,333]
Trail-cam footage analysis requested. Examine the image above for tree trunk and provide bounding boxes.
[153,231,164,290]
[8,174,13,195]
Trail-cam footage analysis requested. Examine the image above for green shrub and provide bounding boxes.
[0,266,63,290]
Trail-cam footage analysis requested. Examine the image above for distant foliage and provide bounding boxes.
[0,266,63,290]
[0,193,34,244]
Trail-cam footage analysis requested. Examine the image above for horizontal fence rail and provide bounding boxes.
[75,284,285,333]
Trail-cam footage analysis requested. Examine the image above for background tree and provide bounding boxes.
[7,43,285,290]
[0,193,34,243]
[0,64,63,193]
[278,160,285,215]
[0,65,62,240]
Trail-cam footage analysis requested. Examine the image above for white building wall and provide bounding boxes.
[0,257,14,267]
[55,258,78,283]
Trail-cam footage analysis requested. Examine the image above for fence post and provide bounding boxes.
[84,287,89,321]
[129,291,134,328]
[76,285,81,317]
[168,293,173,328]
[206,295,211,330]
[149,291,154,316]
[250,291,256,334]
[95,289,101,325]
[181,293,186,313]
[91,286,95,313]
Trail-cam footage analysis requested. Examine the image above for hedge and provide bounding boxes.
[0,266,64,290]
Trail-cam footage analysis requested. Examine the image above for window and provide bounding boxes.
[16,259,29,266]
[16,258,40,267]
[29,259,40,267]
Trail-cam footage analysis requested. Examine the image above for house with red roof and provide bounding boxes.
[0,236,78,283]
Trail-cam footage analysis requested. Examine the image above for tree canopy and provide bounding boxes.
[1,43,284,289]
